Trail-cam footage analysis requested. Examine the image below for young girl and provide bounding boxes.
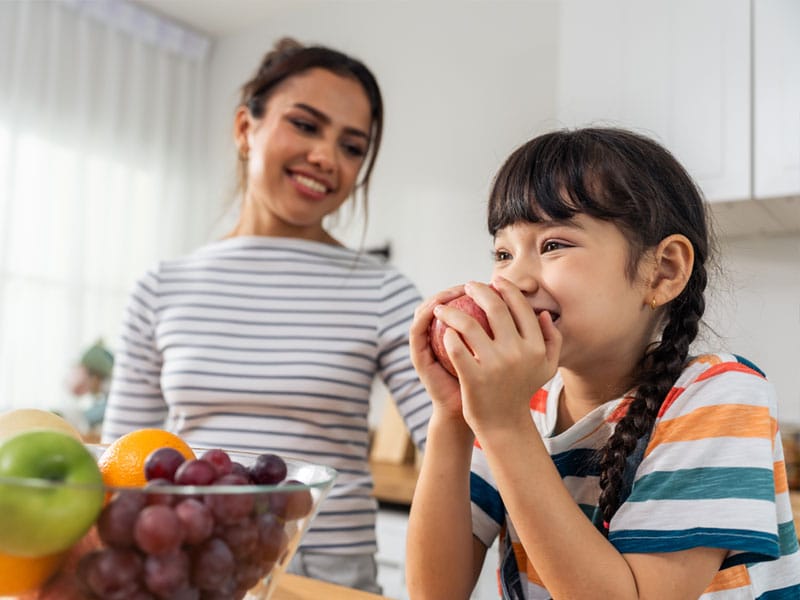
[102,38,432,593]
[406,127,800,599]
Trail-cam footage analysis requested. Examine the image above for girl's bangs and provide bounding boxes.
[488,135,611,236]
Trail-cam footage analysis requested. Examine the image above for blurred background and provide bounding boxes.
[0,0,798,431]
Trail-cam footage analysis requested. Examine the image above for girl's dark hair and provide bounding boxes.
[237,37,384,221]
[488,127,713,527]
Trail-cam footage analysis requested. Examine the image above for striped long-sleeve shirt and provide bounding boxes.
[102,236,432,555]
[470,354,800,598]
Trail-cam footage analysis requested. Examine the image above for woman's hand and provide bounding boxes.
[436,278,562,436]
[409,285,469,419]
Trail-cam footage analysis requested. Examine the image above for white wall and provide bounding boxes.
[202,1,799,426]
[205,0,560,295]
[706,234,800,426]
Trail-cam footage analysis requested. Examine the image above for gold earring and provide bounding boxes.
[239,147,248,161]
[650,297,658,311]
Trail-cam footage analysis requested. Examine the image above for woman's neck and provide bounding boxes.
[226,200,340,245]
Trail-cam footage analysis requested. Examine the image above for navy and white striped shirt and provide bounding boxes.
[102,236,431,554]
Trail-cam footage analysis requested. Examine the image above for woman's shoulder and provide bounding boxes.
[144,236,378,270]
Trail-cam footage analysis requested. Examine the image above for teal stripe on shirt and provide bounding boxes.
[610,526,779,558]
[628,467,775,501]
[756,584,800,600]
[778,520,800,555]
[470,472,505,526]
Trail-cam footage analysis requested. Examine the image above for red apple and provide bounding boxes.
[429,294,493,377]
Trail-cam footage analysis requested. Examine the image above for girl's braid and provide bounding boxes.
[597,260,708,527]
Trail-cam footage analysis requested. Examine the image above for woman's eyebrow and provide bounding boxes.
[294,103,370,140]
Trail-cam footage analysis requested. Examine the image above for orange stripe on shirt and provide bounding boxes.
[657,359,765,419]
[690,354,724,368]
[775,460,789,494]
[646,404,775,458]
[704,564,751,592]
[696,360,766,383]
[657,385,685,418]
[530,389,548,413]
[511,541,545,586]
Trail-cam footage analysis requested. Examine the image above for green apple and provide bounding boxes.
[0,430,105,557]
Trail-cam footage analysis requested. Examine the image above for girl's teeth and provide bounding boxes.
[294,174,327,194]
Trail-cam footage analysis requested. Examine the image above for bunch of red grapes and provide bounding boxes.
[75,448,313,599]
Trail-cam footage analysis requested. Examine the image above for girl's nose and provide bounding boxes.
[498,258,540,294]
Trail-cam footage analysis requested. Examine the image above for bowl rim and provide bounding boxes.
[0,445,338,493]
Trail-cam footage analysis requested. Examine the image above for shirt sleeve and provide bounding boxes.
[101,269,169,442]
[470,440,505,548]
[375,268,432,451]
[609,357,785,569]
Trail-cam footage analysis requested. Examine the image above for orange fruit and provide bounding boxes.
[0,548,67,595]
[97,428,195,487]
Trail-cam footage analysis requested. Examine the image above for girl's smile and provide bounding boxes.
[492,215,655,376]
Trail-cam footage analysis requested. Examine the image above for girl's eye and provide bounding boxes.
[493,249,512,262]
[541,240,567,253]
[290,118,317,134]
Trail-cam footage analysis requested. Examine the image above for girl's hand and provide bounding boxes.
[409,285,468,419]
[437,278,561,435]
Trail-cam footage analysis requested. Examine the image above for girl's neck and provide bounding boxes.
[554,368,635,435]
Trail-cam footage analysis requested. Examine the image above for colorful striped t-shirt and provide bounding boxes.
[470,354,800,598]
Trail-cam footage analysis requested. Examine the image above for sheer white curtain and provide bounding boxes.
[0,0,212,417]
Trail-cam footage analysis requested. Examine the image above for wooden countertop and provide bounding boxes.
[273,573,390,599]
[791,491,800,537]
[370,459,419,505]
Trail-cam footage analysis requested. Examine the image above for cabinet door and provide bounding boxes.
[556,0,751,202]
[754,0,800,198]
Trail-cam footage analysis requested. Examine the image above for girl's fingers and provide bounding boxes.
[410,286,467,373]
[537,309,562,366]
[410,286,465,341]
[489,277,542,341]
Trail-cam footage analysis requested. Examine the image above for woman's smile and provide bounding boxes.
[287,169,333,199]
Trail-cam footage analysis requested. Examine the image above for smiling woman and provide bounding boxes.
[100,38,431,595]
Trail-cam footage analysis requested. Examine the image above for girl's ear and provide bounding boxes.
[232,106,252,155]
[648,234,694,308]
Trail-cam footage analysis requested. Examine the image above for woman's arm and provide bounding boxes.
[101,272,168,442]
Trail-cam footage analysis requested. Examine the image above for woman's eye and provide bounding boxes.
[290,118,317,134]
[341,142,367,158]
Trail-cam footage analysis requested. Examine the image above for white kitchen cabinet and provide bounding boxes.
[754,0,800,199]
[556,0,751,203]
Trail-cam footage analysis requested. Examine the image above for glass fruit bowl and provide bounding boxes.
[0,445,337,600]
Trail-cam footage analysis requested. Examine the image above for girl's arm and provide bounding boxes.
[479,423,725,599]
[406,412,486,599]
[404,287,488,599]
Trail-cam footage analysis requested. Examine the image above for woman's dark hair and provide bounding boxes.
[237,37,384,220]
[488,127,713,528]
